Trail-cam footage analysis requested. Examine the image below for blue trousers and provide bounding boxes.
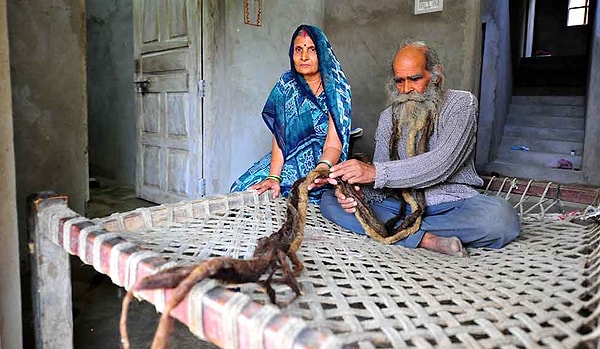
[319,189,520,249]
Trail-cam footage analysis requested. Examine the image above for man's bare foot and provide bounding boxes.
[419,233,468,257]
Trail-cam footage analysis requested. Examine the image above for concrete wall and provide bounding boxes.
[7,0,88,259]
[86,0,135,185]
[324,1,483,158]
[205,0,325,193]
[83,1,483,194]
[0,1,23,347]
[478,1,513,167]
[83,0,325,195]
[583,7,600,184]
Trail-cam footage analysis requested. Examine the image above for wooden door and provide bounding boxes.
[133,0,203,203]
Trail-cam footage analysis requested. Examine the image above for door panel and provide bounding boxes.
[142,50,189,72]
[133,0,202,204]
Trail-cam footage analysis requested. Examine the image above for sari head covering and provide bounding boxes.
[264,24,352,162]
[230,24,352,203]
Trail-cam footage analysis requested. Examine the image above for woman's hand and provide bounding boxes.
[306,163,333,191]
[250,178,281,199]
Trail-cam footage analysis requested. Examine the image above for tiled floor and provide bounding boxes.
[72,177,218,349]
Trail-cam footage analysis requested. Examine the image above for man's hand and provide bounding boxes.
[329,159,376,184]
[308,175,361,214]
[334,185,361,213]
[307,159,374,214]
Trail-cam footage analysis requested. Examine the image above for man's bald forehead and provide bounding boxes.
[395,45,428,61]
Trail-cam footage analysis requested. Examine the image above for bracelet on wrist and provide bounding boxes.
[317,159,333,169]
[266,174,282,183]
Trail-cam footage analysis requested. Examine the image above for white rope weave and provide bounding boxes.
[188,278,221,340]
[62,216,88,253]
[124,250,163,290]
[40,204,71,245]
[79,186,600,348]
[247,305,280,349]
[91,232,120,274]
[109,241,136,286]
[76,224,103,259]
[222,292,252,349]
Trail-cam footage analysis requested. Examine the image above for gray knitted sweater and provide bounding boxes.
[368,89,483,206]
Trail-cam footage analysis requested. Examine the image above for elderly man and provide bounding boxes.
[315,41,520,256]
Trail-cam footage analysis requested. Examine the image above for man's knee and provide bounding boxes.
[480,221,520,247]
[319,189,352,227]
[319,189,339,222]
[477,197,520,247]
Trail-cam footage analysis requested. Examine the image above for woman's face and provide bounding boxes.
[292,32,319,77]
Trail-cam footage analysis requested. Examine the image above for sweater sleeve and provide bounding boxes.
[373,90,478,189]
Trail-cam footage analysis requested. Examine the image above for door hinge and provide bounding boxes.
[198,79,205,98]
[198,178,206,197]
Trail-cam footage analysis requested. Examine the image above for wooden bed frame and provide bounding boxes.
[28,182,600,348]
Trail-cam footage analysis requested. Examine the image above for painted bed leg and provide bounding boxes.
[28,192,74,349]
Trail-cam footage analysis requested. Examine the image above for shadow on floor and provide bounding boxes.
[72,177,218,349]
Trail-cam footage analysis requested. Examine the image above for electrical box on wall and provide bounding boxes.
[414,0,443,15]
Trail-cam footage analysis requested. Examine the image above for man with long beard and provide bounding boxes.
[314,41,520,256]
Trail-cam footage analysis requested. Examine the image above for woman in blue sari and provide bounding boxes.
[230,24,352,203]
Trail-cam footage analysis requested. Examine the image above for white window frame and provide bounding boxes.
[567,0,590,26]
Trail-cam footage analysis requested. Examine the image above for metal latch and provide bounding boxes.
[134,79,151,95]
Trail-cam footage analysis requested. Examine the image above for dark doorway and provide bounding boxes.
[510,0,596,95]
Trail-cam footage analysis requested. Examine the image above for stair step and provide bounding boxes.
[503,125,584,142]
[506,114,584,129]
[483,160,585,185]
[499,136,582,154]
[513,87,586,96]
[496,148,582,169]
[511,95,585,106]
[509,104,584,117]
[491,92,588,186]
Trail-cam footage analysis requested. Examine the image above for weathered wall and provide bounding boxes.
[82,0,323,195]
[478,1,513,167]
[84,1,482,195]
[583,7,600,184]
[86,0,135,185]
[324,1,482,158]
[7,0,88,258]
[0,1,23,347]
[205,0,325,193]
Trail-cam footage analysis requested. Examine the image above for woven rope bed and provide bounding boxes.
[64,179,598,349]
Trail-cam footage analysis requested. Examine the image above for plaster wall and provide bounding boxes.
[583,8,600,184]
[0,1,23,347]
[324,1,482,158]
[478,0,512,167]
[84,1,483,195]
[86,0,135,185]
[82,0,324,196]
[7,0,88,258]
[205,0,325,194]
[81,0,325,196]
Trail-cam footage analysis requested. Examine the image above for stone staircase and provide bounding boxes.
[484,95,587,184]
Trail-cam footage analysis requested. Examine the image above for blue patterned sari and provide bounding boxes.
[230,24,352,203]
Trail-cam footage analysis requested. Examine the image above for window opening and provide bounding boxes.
[567,0,589,26]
